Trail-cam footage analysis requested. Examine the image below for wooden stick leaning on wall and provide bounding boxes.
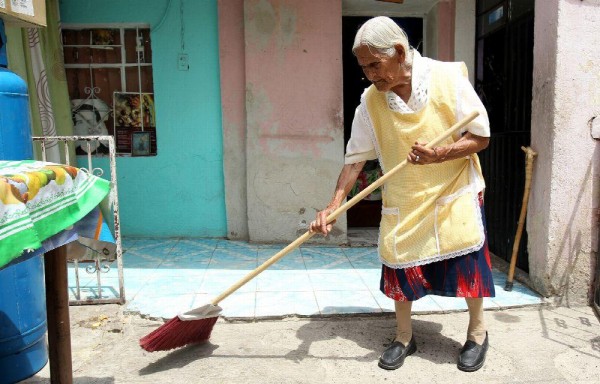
[504,146,537,291]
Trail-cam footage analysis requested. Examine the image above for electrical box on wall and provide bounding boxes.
[177,53,189,71]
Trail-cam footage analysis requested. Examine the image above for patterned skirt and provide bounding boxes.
[379,202,496,301]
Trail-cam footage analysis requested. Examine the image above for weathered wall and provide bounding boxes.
[219,0,249,240]
[529,0,600,304]
[436,0,455,61]
[244,0,345,243]
[424,0,461,64]
[424,2,438,59]
[454,0,475,83]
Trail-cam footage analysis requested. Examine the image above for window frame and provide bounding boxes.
[62,23,157,157]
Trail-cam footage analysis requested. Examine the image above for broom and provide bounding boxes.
[139,111,480,352]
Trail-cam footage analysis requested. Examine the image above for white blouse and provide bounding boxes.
[345,51,490,165]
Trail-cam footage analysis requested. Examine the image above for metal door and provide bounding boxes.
[475,0,534,272]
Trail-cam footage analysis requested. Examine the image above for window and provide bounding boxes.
[62,26,157,156]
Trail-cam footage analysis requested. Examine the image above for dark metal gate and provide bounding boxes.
[475,0,534,272]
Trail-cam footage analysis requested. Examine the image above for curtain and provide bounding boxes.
[5,0,74,164]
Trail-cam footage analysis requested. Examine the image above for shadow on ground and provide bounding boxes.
[138,315,466,375]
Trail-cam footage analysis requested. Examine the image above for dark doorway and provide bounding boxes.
[342,16,423,227]
[475,0,534,272]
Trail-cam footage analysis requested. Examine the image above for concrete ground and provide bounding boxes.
[21,303,600,383]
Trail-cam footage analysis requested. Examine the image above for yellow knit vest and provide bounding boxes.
[365,61,485,268]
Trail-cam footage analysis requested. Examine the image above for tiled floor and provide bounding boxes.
[68,236,545,320]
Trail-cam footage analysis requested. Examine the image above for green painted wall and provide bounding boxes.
[60,0,226,237]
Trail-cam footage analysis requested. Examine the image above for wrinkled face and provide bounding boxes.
[355,44,405,92]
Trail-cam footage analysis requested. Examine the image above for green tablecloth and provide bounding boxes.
[0,160,110,268]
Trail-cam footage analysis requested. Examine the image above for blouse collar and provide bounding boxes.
[386,50,430,114]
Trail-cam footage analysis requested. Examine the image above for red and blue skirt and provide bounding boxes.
[380,202,495,301]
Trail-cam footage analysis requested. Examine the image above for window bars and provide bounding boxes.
[32,135,125,305]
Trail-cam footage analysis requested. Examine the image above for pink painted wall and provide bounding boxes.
[219,0,249,239]
[425,0,456,62]
[244,0,345,242]
[437,0,455,61]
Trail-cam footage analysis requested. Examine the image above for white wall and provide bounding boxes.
[529,0,600,304]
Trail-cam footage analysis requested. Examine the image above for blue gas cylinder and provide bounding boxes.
[0,67,48,383]
[0,67,33,159]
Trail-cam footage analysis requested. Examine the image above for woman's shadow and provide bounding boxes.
[139,312,464,374]
[285,312,463,366]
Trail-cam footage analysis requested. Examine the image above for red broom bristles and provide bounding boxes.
[139,315,219,352]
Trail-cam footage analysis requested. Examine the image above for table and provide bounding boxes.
[1,160,110,383]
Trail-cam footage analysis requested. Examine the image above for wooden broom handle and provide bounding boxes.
[212,111,480,305]
[505,146,537,289]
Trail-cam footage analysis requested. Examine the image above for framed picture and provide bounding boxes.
[131,131,151,156]
[113,92,156,156]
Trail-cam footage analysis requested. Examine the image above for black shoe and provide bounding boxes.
[378,337,417,370]
[457,332,489,372]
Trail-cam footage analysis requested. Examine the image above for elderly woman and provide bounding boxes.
[310,16,494,372]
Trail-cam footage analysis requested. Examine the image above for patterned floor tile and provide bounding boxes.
[257,248,305,270]
[342,247,378,258]
[121,252,164,268]
[157,257,211,270]
[300,246,347,257]
[136,274,205,296]
[67,267,96,286]
[167,246,214,258]
[114,237,546,320]
[200,270,257,294]
[255,270,313,292]
[490,284,543,307]
[120,238,139,249]
[346,254,381,269]
[355,268,382,291]
[314,290,381,315]
[128,239,178,254]
[127,293,196,319]
[430,296,469,311]
[483,297,501,309]
[207,253,257,270]
[372,290,396,312]
[212,291,256,318]
[301,249,353,270]
[177,238,221,250]
[217,240,258,251]
[308,270,370,291]
[255,291,320,317]
[68,285,120,301]
[412,295,444,313]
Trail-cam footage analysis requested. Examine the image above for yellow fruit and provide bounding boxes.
[32,171,49,188]
[0,179,25,205]
[63,165,78,179]
[41,169,56,182]
[45,166,67,185]
[24,172,42,200]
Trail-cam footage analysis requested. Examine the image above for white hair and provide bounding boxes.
[352,16,413,66]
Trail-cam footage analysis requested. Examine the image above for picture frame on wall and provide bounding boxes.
[113,92,157,156]
[131,131,151,156]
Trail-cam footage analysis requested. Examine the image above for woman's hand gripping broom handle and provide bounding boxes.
[211,111,480,306]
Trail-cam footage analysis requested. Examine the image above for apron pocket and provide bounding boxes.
[434,190,484,255]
